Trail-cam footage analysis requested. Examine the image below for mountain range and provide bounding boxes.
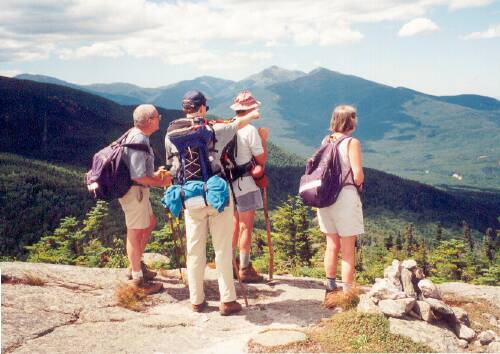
[16,66,500,191]
[1,75,499,258]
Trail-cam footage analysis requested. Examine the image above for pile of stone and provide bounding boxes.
[357,259,498,350]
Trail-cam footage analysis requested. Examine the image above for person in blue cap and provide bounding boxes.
[165,90,260,315]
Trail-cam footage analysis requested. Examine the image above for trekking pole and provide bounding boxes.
[262,186,274,281]
[174,217,186,258]
[233,254,249,307]
[167,211,184,283]
[159,169,184,283]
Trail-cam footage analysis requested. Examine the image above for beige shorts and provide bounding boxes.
[317,187,364,236]
[119,186,153,229]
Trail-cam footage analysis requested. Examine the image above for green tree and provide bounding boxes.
[272,196,314,268]
[384,234,394,250]
[26,201,126,268]
[395,232,403,251]
[429,239,468,281]
[462,220,473,251]
[435,223,443,244]
[403,224,414,255]
[483,228,495,263]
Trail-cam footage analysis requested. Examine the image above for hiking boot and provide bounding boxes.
[191,300,208,313]
[323,287,342,309]
[219,300,242,316]
[129,277,163,295]
[125,261,157,281]
[141,261,157,280]
[239,264,264,283]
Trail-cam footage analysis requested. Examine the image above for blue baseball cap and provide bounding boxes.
[182,90,209,112]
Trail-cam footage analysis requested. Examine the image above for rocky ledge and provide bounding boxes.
[1,261,333,354]
[357,259,500,352]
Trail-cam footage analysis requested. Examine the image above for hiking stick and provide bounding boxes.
[233,255,249,307]
[262,187,274,280]
[167,212,184,282]
[175,217,186,258]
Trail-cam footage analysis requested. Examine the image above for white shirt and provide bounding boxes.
[232,124,264,197]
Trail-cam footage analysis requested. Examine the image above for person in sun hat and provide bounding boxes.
[230,90,269,283]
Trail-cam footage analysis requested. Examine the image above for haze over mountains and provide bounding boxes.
[15,66,500,190]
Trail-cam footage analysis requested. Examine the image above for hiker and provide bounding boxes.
[120,104,172,294]
[164,90,260,315]
[229,91,268,283]
[318,105,364,305]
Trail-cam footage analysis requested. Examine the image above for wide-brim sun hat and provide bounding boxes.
[230,90,261,111]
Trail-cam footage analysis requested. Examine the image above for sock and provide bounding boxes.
[343,283,352,292]
[240,252,250,269]
[132,270,143,280]
[326,277,337,290]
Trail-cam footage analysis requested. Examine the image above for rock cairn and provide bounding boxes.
[357,259,498,350]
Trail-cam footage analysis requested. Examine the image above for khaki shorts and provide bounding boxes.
[317,187,364,236]
[119,186,153,229]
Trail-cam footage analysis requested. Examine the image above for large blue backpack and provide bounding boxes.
[166,117,216,184]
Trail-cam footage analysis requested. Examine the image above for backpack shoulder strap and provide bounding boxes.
[121,143,150,153]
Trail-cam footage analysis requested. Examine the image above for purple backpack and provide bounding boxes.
[86,130,150,201]
[299,136,350,208]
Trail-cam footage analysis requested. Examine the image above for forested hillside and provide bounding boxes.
[1,75,498,281]
[16,67,500,189]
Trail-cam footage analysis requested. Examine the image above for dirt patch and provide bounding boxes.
[443,294,500,333]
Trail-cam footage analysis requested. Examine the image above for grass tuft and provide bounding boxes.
[323,287,360,311]
[114,284,147,312]
[22,272,47,286]
[311,310,434,353]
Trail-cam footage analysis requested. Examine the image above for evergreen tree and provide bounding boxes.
[462,220,473,251]
[403,223,414,254]
[272,196,314,268]
[395,232,403,251]
[429,239,468,281]
[385,234,394,250]
[436,223,443,244]
[483,228,495,263]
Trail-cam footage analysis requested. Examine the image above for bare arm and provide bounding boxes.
[234,109,260,130]
[348,138,364,186]
[254,127,268,165]
[132,167,172,188]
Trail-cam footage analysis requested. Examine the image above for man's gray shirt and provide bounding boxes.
[122,127,154,179]
[165,120,238,179]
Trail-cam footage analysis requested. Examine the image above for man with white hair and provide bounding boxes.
[120,104,171,294]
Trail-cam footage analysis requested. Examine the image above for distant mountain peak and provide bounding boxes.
[241,66,306,87]
[309,67,334,75]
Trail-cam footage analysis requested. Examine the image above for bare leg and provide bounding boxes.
[238,210,255,255]
[126,228,144,273]
[140,214,156,254]
[324,233,340,278]
[340,235,357,287]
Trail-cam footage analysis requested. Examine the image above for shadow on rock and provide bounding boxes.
[267,278,325,290]
[244,299,334,326]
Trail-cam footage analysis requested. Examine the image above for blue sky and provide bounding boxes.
[1,0,499,97]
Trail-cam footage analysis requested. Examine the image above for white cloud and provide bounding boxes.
[0,0,493,68]
[448,0,493,10]
[0,69,21,77]
[398,18,439,37]
[461,23,500,39]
